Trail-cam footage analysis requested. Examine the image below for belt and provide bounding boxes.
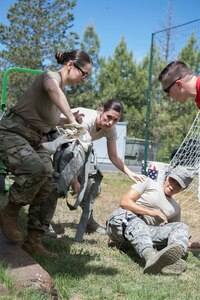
[8,112,44,135]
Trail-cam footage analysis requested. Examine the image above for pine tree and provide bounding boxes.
[0,0,79,106]
[68,23,101,109]
[80,22,100,77]
[0,0,78,69]
[96,37,148,137]
[179,33,200,74]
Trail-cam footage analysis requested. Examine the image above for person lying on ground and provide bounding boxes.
[106,165,194,274]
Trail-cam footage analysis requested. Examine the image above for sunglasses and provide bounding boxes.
[163,77,181,94]
[73,62,89,80]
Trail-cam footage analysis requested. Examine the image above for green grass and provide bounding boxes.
[0,261,14,296]
[36,238,200,300]
[1,172,200,299]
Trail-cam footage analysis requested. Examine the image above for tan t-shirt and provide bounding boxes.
[131,178,181,225]
[71,107,117,141]
[13,71,62,133]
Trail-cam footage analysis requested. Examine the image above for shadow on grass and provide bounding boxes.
[51,221,100,245]
[108,241,144,268]
[0,193,119,281]
[36,236,119,279]
[52,221,78,234]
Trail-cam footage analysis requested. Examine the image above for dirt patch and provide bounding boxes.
[0,283,8,296]
[0,230,58,299]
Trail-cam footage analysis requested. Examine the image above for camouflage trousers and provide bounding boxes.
[107,207,190,258]
[0,115,54,231]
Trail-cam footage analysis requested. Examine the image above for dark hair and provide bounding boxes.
[102,99,123,116]
[55,49,92,67]
[158,60,193,84]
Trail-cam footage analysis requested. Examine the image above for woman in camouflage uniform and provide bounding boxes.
[0,50,92,257]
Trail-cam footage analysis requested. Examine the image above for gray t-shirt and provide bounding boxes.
[131,177,181,225]
[71,107,117,141]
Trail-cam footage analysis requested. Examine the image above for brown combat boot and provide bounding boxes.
[0,202,23,242]
[21,229,59,258]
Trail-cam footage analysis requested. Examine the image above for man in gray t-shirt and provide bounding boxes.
[107,166,193,274]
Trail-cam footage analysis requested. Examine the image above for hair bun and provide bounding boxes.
[55,52,64,64]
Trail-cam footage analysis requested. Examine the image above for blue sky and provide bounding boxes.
[1,0,200,61]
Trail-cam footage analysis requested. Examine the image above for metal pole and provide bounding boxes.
[144,33,154,175]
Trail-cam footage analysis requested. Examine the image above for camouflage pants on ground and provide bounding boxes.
[107,207,190,258]
[0,116,54,231]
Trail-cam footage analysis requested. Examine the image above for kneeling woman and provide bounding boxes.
[44,99,146,237]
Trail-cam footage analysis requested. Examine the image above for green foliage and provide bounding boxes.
[97,37,138,102]
[0,0,78,69]
[0,261,14,295]
[179,34,200,74]
[96,37,149,137]
[0,0,79,103]
[68,87,99,109]
[69,22,101,109]
[80,22,100,76]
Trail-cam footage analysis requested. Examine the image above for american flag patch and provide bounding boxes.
[141,160,169,184]
[147,169,158,180]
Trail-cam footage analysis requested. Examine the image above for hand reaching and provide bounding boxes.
[59,110,85,126]
[129,173,147,183]
[73,110,85,124]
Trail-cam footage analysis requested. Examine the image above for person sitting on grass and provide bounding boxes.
[106,165,194,275]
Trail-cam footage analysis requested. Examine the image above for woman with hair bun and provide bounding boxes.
[70,99,146,234]
[0,49,92,258]
[44,99,146,238]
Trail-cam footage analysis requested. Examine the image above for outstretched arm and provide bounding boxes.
[107,140,146,182]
